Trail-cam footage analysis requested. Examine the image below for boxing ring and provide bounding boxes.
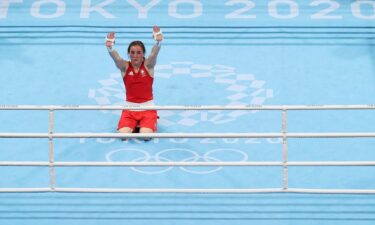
[1,104,374,194]
[1,0,375,224]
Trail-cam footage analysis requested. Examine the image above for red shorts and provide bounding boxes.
[117,110,158,132]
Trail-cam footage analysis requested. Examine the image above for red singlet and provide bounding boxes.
[124,62,153,103]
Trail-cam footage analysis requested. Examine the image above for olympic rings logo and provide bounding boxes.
[105,148,248,174]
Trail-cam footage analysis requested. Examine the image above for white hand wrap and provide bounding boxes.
[153,30,163,41]
[106,37,115,46]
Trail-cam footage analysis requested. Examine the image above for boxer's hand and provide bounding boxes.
[152,26,163,42]
[106,32,115,48]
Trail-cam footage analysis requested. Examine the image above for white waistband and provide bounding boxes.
[125,100,154,111]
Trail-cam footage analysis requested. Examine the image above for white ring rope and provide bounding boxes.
[1,161,375,166]
[0,132,374,138]
[0,104,374,194]
[0,104,374,110]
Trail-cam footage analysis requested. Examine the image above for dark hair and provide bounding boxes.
[127,40,146,54]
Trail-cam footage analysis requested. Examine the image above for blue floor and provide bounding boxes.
[1,0,375,224]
